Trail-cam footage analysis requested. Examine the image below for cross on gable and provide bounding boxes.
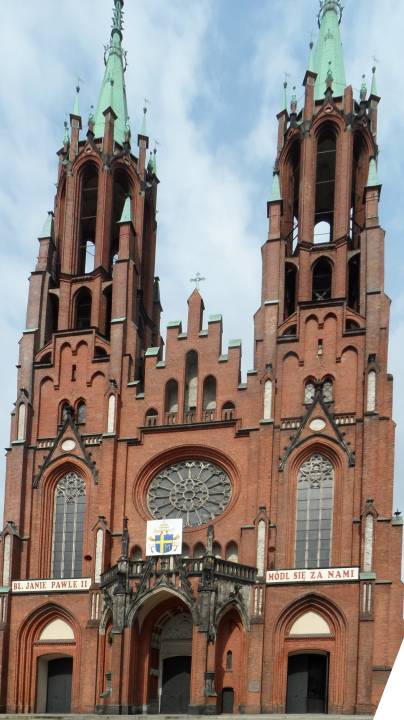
[190,272,205,290]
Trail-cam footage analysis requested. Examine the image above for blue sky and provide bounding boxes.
[0,0,403,523]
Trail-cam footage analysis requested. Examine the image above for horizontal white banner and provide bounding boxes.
[12,578,92,593]
[266,566,359,585]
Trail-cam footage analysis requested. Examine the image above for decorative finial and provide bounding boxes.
[88,105,95,130]
[63,120,70,147]
[140,99,150,136]
[290,86,297,114]
[360,74,367,101]
[190,272,206,290]
[308,39,314,72]
[73,79,81,116]
[371,61,378,97]
[152,141,158,175]
[147,151,154,174]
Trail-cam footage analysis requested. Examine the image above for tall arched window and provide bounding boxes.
[312,258,332,301]
[185,350,198,416]
[367,370,376,412]
[78,165,98,274]
[314,127,336,242]
[263,379,273,420]
[203,375,216,420]
[225,541,238,563]
[363,514,374,572]
[284,263,297,318]
[75,288,92,330]
[111,170,130,271]
[295,454,334,568]
[77,400,86,425]
[165,379,178,423]
[52,472,86,578]
[348,255,360,311]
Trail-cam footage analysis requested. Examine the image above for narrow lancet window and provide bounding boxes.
[284,263,297,318]
[75,288,92,330]
[367,370,376,412]
[312,258,332,301]
[363,514,374,572]
[295,454,334,568]
[203,376,216,420]
[314,128,336,242]
[52,472,86,579]
[78,165,98,274]
[165,380,178,423]
[263,379,273,421]
[185,351,198,416]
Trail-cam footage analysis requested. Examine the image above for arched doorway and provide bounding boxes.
[131,595,194,714]
[159,613,193,713]
[286,652,328,713]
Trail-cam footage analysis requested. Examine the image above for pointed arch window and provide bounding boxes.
[75,288,92,330]
[77,400,86,425]
[111,170,130,271]
[203,375,216,420]
[284,263,297,318]
[165,379,178,423]
[314,127,336,242]
[78,165,98,274]
[295,454,334,568]
[312,258,332,301]
[52,472,86,579]
[185,350,198,418]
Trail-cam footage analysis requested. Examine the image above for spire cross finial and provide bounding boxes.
[190,272,206,290]
[112,0,124,34]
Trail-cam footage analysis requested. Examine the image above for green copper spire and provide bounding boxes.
[269,171,282,202]
[313,0,346,101]
[93,0,129,145]
[366,157,380,188]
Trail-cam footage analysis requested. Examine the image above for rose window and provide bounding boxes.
[147,460,232,527]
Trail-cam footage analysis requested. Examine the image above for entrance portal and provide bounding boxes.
[221,687,234,713]
[157,611,192,713]
[286,653,328,713]
[46,657,73,712]
[161,656,191,713]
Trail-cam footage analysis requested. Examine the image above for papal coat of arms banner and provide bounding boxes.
[146,519,183,556]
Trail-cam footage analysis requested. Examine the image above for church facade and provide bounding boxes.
[0,0,402,715]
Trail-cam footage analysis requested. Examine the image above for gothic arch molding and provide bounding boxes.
[14,602,81,713]
[270,592,348,712]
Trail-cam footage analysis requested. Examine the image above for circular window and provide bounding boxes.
[147,459,232,527]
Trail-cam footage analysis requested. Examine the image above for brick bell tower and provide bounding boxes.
[254,0,403,713]
[0,0,402,716]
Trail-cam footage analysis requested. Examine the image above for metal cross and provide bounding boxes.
[190,272,205,290]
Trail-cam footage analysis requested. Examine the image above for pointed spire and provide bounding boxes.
[313,0,346,101]
[360,74,367,101]
[152,145,157,175]
[370,65,378,97]
[63,120,70,148]
[140,105,148,137]
[72,83,81,117]
[290,86,297,114]
[308,40,314,73]
[93,0,129,145]
[118,195,132,224]
[269,171,282,202]
[38,211,54,239]
[366,157,380,188]
[281,80,288,112]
